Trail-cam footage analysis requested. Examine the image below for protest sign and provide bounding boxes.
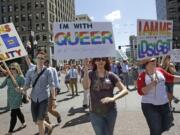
[53,22,116,60]
[137,19,173,60]
[0,23,27,61]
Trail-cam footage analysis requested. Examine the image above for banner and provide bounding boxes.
[137,19,173,60]
[53,22,116,60]
[0,23,27,61]
[171,49,180,62]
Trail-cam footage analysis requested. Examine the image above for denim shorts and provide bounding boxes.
[31,99,48,122]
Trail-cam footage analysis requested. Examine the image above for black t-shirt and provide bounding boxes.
[89,71,119,115]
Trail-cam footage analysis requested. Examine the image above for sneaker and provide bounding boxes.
[20,123,27,129]
[47,125,55,135]
[173,97,180,104]
[57,116,61,123]
[83,104,88,109]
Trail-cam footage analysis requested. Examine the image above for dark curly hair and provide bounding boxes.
[92,57,111,71]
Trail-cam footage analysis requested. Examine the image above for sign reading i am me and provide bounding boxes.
[137,19,173,60]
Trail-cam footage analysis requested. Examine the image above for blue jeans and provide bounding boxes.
[90,109,117,135]
[141,103,172,135]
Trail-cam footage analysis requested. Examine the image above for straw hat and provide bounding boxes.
[140,58,156,65]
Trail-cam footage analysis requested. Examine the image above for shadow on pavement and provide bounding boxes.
[0,107,9,114]
[57,97,74,103]
[0,110,9,114]
[59,91,69,95]
[12,125,27,133]
[128,87,137,92]
[67,107,89,116]
[62,113,90,128]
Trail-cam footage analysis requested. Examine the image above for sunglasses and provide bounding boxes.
[9,68,16,70]
[146,60,156,65]
[95,58,107,61]
[37,57,44,60]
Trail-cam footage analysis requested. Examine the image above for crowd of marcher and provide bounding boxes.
[1,52,180,135]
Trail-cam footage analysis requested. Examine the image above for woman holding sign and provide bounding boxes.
[137,58,180,135]
[0,62,26,135]
[82,58,128,135]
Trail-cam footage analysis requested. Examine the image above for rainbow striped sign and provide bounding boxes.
[53,22,116,60]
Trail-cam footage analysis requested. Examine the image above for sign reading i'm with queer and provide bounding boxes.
[53,22,116,60]
[137,19,173,60]
[0,23,27,61]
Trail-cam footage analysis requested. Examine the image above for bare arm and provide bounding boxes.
[173,75,180,83]
[101,80,128,104]
[113,81,128,101]
[50,86,56,99]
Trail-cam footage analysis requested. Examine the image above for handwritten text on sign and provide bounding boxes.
[137,19,173,59]
[53,22,116,60]
[0,23,27,61]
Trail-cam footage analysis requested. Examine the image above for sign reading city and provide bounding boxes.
[53,22,116,60]
[0,23,27,61]
[137,19,173,60]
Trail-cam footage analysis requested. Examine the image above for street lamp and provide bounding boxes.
[33,40,38,56]
[47,40,54,66]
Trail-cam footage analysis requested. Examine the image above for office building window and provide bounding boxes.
[9,16,13,22]
[36,24,40,30]
[2,6,6,13]
[40,1,45,7]
[42,23,46,30]
[2,17,7,23]
[14,4,19,11]
[35,2,39,8]
[16,26,20,31]
[21,15,26,21]
[21,4,25,11]
[28,14,32,21]
[41,12,45,19]
[15,15,19,22]
[27,2,31,10]
[8,5,13,12]
[43,35,47,41]
[36,13,40,20]
[36,35,40,41]
[22,36,26,43]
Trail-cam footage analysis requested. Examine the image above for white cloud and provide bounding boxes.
[104,10,121,22]
[90,16,95,21]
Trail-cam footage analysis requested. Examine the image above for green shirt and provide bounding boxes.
[0,75,25,110]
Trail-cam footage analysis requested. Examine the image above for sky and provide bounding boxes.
[75,0,157,50]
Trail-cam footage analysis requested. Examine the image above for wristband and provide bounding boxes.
[52,98,56,100]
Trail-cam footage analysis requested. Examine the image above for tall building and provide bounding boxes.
[156,0,167,20]
[156,0,180,48]
[75,14,91,22]
[0,0,75,60]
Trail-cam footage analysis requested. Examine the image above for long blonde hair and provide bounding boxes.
[9,62,24,76]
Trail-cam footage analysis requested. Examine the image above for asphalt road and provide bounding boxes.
[0,74,180,135]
